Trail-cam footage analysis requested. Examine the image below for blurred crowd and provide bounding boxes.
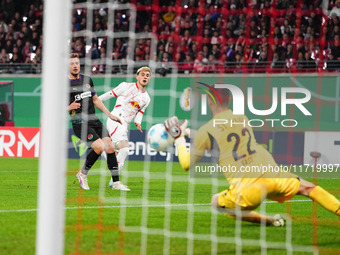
[1,0,340,74]
[0,0,43,73]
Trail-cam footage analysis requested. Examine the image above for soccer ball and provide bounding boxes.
[147,123,174,151]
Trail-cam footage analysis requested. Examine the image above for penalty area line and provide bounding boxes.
[0,199,312,213]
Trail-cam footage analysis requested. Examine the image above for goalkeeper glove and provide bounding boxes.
[164,116,187,139]
[164,116,188,146]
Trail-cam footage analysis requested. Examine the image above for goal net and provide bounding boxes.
[38,0,340,254]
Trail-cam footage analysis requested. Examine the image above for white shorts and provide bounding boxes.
[106,118,128,144]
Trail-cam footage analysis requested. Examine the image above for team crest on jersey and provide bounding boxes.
[130,101,140,109]
[88,134,94,140]
[85,83,91,88]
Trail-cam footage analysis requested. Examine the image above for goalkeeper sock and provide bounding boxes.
[117,147,129,171]
[309,186,340,216]
[82,149,100,174]
[107,152,119,182]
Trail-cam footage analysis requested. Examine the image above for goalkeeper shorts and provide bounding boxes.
[218,177,301,211]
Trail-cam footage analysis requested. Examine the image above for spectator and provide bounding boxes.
[255,51,268,72]
[330,25,340,40]
[0,49,10,64]
[329,2,340,17]
[9,18,20,31]
[188,42,198,60]
[271,52,285,69]
[181,54,194,74]
[33,48,42,63]
[4,40,13,53]
[326,52,340,71]
[202,44,210,59]
[303,51,317,69]
[31,31,39,49]
[273,26,282,39]
[73,38,85,58]
[284,43,297,60]
[113,38,127,59]
[234,52,243,73]
[174,45,186,63]
[297,51,305,69]
[135,47,144,61]
[280,19,292,34]
[206,54,217,73]
[281,33,291,47]
[0,0,340,74]
[211,44,220,60]
[304,26,314,40]
[22,41,33,60]
[111,52,120,74]
[91,43,101,60]
[194,52,207,73]
[12,46,23,62]
[210,30,220,45]
[144,46,151,61]
[157,44,165,61]
[165,36,175,53]
[182,29,192,47]
[331,35,340,59]
[0,20,8,33]
[157,51,171,76]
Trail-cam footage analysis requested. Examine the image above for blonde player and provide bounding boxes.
[99,66,151,190]
[164,89,340,226]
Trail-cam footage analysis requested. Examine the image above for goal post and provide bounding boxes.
[35,0,72,254]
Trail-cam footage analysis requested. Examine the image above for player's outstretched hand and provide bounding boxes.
[135,122,143,133]
[109,114,122,124]
[164,116,188,139]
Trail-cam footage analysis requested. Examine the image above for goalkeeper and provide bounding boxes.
[164,89,340,226]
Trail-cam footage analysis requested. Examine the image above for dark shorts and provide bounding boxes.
[72,121,110,145]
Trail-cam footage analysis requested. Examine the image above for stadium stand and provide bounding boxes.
[1,0,340,74]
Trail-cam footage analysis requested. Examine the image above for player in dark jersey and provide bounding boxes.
[68,53,122,190]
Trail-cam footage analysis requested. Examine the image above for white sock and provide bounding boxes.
[117,147,129,171]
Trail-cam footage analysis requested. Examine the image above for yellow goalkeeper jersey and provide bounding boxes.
[191,109,285,184]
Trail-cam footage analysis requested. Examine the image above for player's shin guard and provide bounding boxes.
[82,149,100,174]
[117,147,129,171]
[309,186,340,216]
[107,152,119,182]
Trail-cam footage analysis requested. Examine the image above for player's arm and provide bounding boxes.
[98,89,116,101]
[164,116,200,170]
[68,100,80,111]
[93,95,122,124]
[134,101,149,133]
[176,137,191,171]
[98,82,126,101]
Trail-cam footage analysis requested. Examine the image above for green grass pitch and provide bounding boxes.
[0,157,339,255]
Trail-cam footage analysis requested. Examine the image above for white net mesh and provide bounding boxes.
[64,1,339,255]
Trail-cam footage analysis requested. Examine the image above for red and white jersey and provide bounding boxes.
[99,82,150,126]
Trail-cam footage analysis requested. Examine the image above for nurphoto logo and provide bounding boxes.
[199,83,312,128]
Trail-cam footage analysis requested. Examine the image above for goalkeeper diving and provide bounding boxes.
[164,89,340,226]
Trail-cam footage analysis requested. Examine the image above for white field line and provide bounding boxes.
[0,199,312,213]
